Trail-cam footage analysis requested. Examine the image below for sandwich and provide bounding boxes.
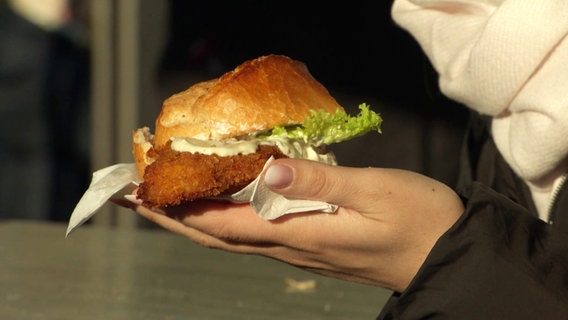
[132,54,382,208]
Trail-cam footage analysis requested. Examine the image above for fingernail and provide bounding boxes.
[125,194,143,205]
[264,164,293,189]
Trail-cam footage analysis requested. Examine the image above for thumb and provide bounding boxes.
[262,158,386,209]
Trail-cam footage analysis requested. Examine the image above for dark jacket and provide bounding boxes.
[377,111,568,319]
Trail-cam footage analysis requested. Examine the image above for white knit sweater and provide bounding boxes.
[391,0,568,220]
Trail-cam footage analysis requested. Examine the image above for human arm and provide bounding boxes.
[127,157,568,318]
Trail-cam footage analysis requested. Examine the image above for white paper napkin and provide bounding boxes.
[66,158,337,236]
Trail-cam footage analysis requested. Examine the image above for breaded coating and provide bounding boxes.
[137,145,286,207]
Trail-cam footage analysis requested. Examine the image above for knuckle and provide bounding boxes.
[302,166,339,200]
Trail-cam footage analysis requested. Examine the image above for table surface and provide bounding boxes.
[1,221,391,320]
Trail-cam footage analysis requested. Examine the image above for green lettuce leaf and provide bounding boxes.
[268,103,382,146]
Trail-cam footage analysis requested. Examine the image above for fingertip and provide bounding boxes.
[124,194,143,205]
[109,193,140,209]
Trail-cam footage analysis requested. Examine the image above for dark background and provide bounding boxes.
[161,1,432,108]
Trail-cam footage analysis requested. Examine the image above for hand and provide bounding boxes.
[127,158,464,292]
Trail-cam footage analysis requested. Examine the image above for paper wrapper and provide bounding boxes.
[66,157,337,237]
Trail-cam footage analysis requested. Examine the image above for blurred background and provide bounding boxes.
[0,0,468,225]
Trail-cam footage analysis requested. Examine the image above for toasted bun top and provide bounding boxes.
[153,54,344,147]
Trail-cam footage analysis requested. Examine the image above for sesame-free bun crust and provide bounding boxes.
[154,54,344,146]
[132,54,344,178]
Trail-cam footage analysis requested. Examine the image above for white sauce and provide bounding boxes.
[170,138,258,156]
[170,136,336,164]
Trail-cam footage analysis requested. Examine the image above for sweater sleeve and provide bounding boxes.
[376,182,568,319]
[391,0,568,183]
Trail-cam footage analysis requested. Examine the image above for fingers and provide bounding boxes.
[135,203,275,254]
[262,158,389,210]
[134,198,292,244]
[134,203,351,276]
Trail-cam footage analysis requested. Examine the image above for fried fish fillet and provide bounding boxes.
[137,145,287,208]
